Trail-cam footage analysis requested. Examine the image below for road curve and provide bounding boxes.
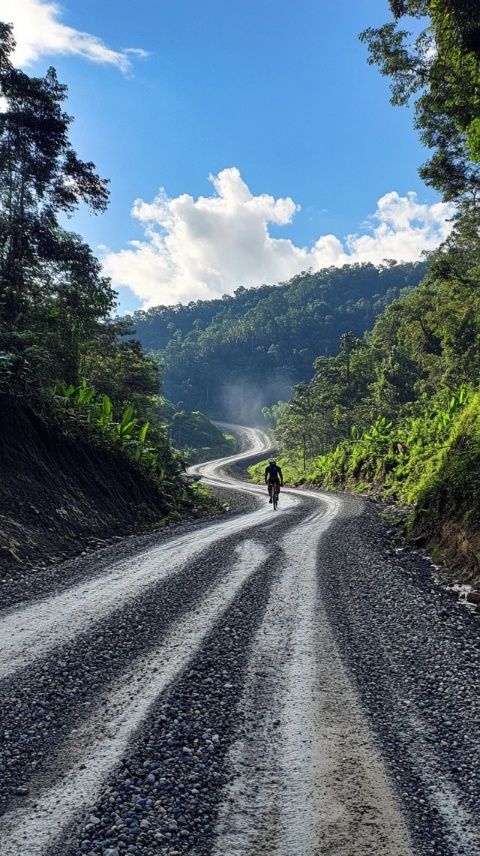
[0,425,478,856]
[193,426,412,855]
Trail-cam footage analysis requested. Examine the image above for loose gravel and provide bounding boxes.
[2,428,479,856]
[317,495,480,856]
[0,518,277,814]
[54,547,282,856]
[0,489,260,613]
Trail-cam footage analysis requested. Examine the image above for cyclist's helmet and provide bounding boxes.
[269,459,276,465]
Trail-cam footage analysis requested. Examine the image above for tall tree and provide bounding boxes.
[360,1,480,204]
[0,23,114,390]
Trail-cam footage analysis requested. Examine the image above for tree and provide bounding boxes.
[0,23,113,393]
[129,262,426,415]
[360,1,480,204]
[85,336,161,413]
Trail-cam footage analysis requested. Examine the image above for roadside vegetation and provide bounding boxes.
[0,22,220,538]
[252,1,480,583]
[165,406,238,463]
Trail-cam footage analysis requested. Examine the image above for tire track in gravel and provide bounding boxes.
[0,540,272,855]
[0,494,298,681]
[212,499,413,856]
[316,498,480,856]
[0,504,309,815]
[55,542,285,856]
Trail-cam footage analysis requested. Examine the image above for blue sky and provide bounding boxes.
[7,1,451,312]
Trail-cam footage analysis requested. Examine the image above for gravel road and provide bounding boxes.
[0,426,478,856]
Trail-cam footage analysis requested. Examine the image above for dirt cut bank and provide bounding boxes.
[0,399,175,577]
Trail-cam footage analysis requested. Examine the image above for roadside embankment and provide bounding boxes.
[409,398,480,586]
[0,400,204,578]
[249,396,480,589]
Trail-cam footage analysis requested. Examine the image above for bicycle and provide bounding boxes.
[271,481,280,510]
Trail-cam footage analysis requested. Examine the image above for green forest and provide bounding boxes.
[0,22,219,520]
[128,260,427,420]
[250,1,480,580]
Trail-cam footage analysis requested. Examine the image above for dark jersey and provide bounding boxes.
[265,463,282,482]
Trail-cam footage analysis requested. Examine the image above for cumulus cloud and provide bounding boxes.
[102,167,454,307]
[4,0,147,71]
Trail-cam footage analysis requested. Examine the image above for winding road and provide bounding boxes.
[0,426,478,856]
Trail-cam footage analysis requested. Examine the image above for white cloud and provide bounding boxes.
[3,0,147,71]
[102,168,454,308]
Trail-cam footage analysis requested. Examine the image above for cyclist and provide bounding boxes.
[264,459,283,503]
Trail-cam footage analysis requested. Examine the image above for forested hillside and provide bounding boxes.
[0,24,216,572]
[128,261,427,420]
[253,0,480,584]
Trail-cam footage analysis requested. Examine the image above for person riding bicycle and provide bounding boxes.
[264,459,283,503]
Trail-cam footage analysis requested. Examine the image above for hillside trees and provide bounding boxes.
[271,214,480,454]
[360,0,480,203]
[0,24,200,506]
[0,22,114,395]
[129,261,427,416]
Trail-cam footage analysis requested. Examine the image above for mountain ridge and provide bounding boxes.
[126,260,428,419]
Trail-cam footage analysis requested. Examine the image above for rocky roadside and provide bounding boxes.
[317,494,480,856]
[381,501,480,614]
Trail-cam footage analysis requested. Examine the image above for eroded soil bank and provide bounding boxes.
[0,401,178,578]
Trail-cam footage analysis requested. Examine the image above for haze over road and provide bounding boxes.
[0,426,478,855]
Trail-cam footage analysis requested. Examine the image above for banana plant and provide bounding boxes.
[131,422,151,462]
[72,378,96,410]
[52,380,162,476]
[98,394,113,429]
[53,381,76,404]
[114,405,138,439]
[435,386,470,433]
[363,417,394,443]
[138,421,149,444]
[54,378,95,411]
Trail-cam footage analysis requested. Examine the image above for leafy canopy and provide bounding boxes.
[360,1,480,203]
[0,22,113,391]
